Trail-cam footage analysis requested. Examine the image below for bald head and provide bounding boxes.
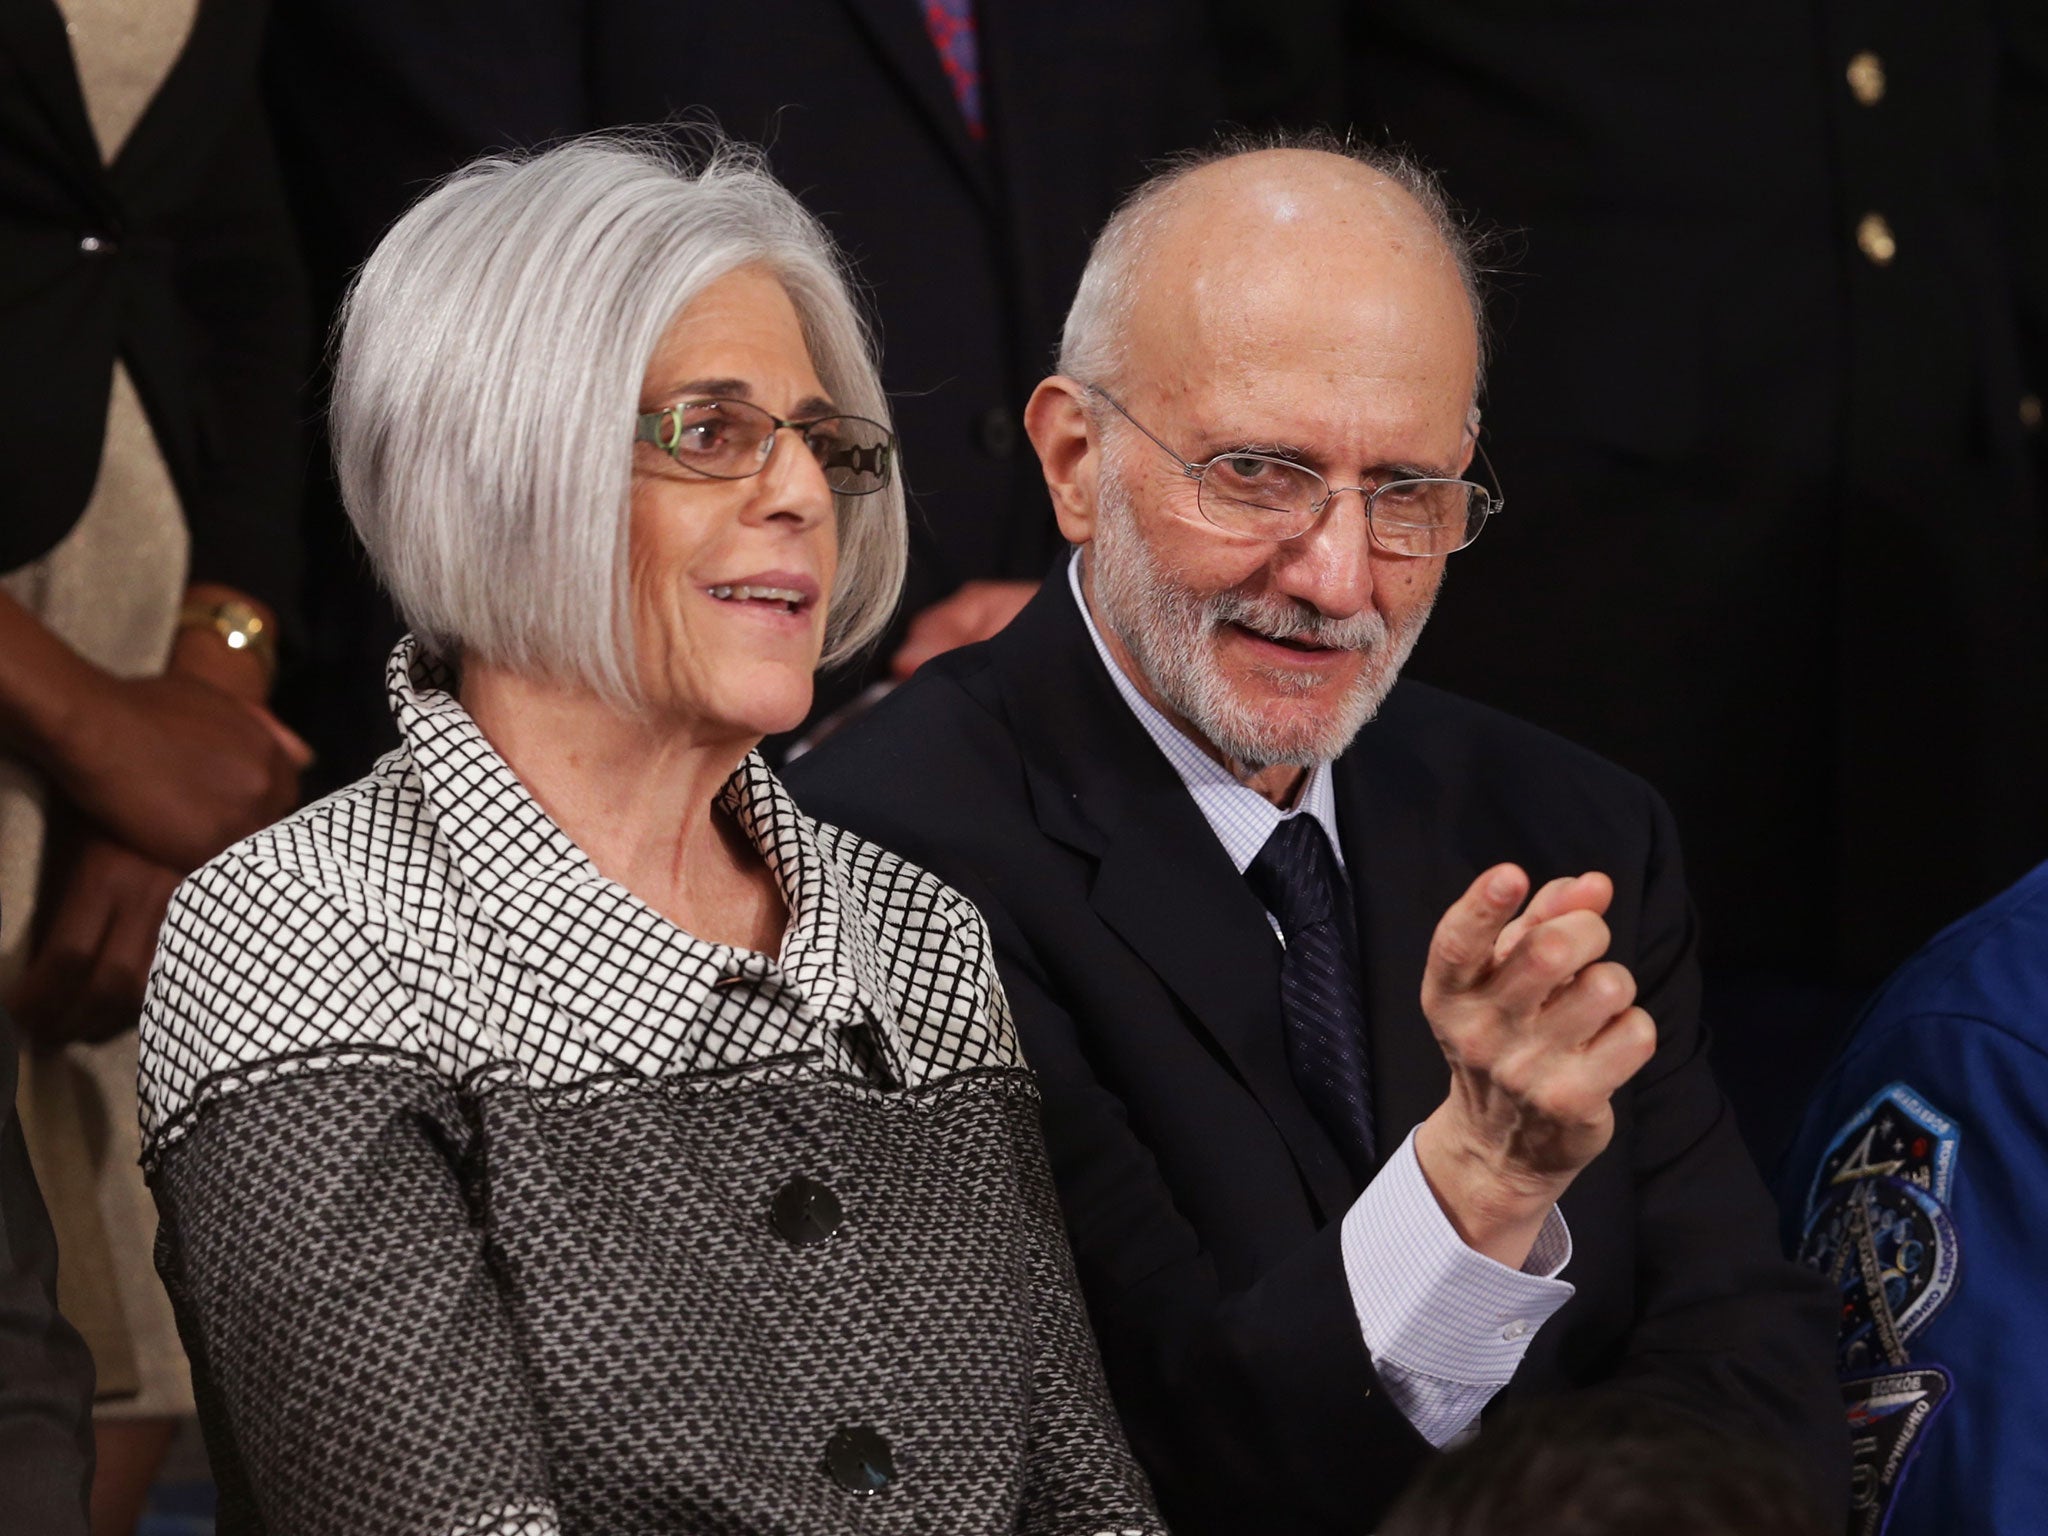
[1059,141,1484,406]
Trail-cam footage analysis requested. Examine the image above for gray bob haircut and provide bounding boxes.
[1059,128,1493,397]
[333,133,907,700]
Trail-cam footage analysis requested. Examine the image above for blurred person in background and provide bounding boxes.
[1377,1395,1831,1536]
[1208,0,2048,1170]
[260,0,1218,791]
[0,0,308,1528]
[1778,858,2048,1536]
[137,137,1163,1536]
[0,997,96,1536]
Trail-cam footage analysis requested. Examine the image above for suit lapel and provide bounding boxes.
[0,0,109,194]
[1334,699,1468,1163]
[994,574,1357,1220]
[837,0,996,210]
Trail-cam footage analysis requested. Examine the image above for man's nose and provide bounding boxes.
[1268,486,1375,616]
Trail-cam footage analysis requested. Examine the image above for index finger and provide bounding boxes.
[1496,871,1615,959]
[1427,863,1530,995]
[1522,870,1613,926]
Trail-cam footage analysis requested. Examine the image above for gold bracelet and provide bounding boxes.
[178,598,276,685]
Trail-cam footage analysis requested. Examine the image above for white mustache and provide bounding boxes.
[1205,590,1389,652]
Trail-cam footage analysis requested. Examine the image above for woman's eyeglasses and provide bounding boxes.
[636,397,895,496]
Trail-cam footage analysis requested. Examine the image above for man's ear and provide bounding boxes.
[1459,405,1482,477]
[1024,377,1099,545]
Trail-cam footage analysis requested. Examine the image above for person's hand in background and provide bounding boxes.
[889,578,1038,679]
[11,835,181,1048]
[0,588,310,875]
[2,584,310,1047]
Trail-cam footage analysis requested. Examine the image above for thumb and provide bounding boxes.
[242,702,315,769]
[1426,864,1529,995]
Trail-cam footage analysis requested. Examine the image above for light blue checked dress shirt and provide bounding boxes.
[1067,552,1574,1447]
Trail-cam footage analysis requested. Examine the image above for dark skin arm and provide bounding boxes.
[0,586,307,872]
[4,585,311,1048]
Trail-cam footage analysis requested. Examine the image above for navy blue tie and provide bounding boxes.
[1245,816,1377,1181]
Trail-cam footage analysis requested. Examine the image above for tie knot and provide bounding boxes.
[1246,816,1343,938]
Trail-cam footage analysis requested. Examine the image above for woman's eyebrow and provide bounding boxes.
[653,376,753,402]
[650,379,841,418]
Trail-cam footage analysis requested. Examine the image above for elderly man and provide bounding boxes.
[787,141,1843,1531]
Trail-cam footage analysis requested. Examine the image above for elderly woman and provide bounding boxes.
[136,137,1160,1536]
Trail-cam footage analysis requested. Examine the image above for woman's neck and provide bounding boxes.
[458,660,786,953]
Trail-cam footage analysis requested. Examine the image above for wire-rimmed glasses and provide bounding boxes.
[1087,385,1502,556]
[635,397,895,496]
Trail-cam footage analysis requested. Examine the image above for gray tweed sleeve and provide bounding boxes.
[948,902,1162,1536]
[151,1065,558,1536]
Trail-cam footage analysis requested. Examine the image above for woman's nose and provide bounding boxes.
[749,426,836,526]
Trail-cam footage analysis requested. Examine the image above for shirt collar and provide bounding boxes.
[384,635,908,1076]
[1066,550,1345,876]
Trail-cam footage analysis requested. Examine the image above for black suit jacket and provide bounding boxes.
[0,1007,94,1535]
[261,0,1216,786]
[788,573,1847,1533]
[0,0,305,612]
[1208,0,2048,988]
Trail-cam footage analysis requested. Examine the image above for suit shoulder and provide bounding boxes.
[1850,861,2048,1049]
[787,643,1023,822]
[1374,679,1666,810]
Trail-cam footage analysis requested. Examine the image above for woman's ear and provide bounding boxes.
[1024,377,1101,546]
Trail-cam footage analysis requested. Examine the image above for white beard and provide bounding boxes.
[1088,455,1437,770]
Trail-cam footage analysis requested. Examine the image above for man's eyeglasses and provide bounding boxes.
[1086,386,1502,557]
[635,397,895,496]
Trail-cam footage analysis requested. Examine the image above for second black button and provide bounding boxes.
[770,1176,844,1246]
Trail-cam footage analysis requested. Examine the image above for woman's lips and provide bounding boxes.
[707,582,810,613]
[702,570,821,615]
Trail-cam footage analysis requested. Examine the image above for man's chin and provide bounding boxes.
[1194,677,1387,770]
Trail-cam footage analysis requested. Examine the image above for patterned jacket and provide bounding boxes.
[138,636,1162,1536]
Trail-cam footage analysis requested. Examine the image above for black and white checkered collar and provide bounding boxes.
[384,636,914,1082]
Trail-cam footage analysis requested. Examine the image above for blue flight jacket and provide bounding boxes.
[1778,860,2048,1536]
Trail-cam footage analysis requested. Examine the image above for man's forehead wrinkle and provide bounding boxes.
[1113,150,1480,470]
[1163,147,1447,254]
[1138,171,1470,344]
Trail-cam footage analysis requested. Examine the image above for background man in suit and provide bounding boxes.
[260,0,1215,790]
[1204,0,2048,1169]
[788,141,1844,1532]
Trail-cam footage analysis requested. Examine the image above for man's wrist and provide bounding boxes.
[175,585,276,702]
[1414,1106,1570,1269]
[170,622,269,704]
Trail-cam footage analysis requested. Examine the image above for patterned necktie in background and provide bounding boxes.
[1245,816,1378,1182]
[921,0,985,141]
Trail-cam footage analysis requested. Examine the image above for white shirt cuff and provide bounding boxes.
[1338,1127,1575,1447]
